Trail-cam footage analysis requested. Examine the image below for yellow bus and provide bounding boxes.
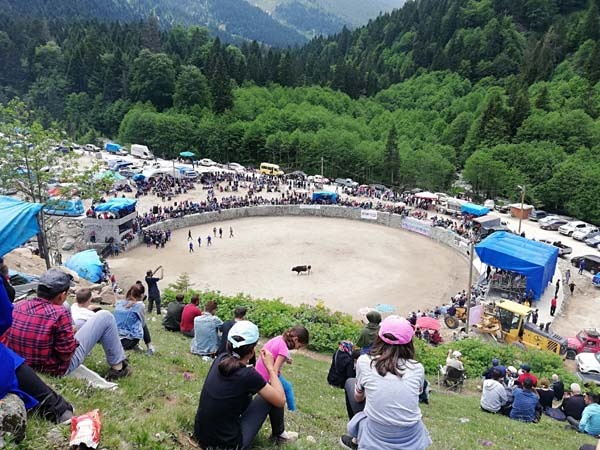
[259,162,284,176]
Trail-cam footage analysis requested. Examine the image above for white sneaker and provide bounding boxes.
[274,431,299,443]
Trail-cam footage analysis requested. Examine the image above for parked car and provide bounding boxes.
[199,158,217,166]
[370,184,389,192]
[539,239,572,257]
[585,234,600,247]
[539,217,569,230]
[576,351,600,374]
[494,200,510,214]
[286,170,307,180]
[309,175,330,184]
[529,210,548,221]
[571,255,600,274]
[335,178,358,188]
[84,144,100,152]
[227,162,245,172]
[572,227,600,241]
[567,329,600,359]
[559,220,589,236]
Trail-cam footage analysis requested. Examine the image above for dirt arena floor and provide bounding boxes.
[110,217,470,318]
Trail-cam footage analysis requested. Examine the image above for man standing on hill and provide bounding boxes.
[550,297,557,316]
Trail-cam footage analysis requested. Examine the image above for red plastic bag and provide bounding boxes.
[70,409,102,449]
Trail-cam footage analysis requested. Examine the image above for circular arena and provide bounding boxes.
[111,215,469,318]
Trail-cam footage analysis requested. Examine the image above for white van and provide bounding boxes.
[84,144,100,152]
[438,197,464,216]
[131,144,154,160]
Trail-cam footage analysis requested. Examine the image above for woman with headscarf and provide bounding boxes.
[356,310,381,354]
[328,340,357,389]
[341,315,431,450]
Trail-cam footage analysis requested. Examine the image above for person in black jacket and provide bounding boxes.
[562,383,587,421]
[552,373,565,401]
[327,340,356,389]
[0,263,15,302]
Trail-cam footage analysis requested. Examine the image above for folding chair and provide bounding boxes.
[442,366,465,393]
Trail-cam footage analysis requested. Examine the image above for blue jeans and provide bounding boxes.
[279,375,296,411]
[68,310,126,374]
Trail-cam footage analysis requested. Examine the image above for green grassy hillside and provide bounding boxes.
[10,319,597,450]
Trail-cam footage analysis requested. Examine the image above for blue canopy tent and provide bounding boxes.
[94,198,137,215]
[312,191,337,204]
[104,143,121,153]
[179,151,195,158]
[461,202,489,217]
[65,249,104,282]
[0,196,44,257]
[43,199,85,217]
[475,231,558,299]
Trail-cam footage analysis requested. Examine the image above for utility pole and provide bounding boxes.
[517,185,525,235]
[465,238,475,335]
[321,156,324,177]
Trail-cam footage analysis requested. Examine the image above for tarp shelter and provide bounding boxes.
[475,231,558,299]
[461,202,489,217]
[0,196,44,257]
[43,199,85,217]
[473,214,502,229]
[415,191,438,200]
[312,191,337,203]
[65,249,103,283]
[593,272,600,287]
[179,151,195,158]
[94,198,137,214]
[104,143,121,153]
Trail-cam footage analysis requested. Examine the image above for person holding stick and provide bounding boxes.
[145,266,163,315]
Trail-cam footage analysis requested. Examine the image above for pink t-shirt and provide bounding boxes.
[255,336,290,381]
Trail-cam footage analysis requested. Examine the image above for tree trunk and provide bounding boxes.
[37,213,51,269]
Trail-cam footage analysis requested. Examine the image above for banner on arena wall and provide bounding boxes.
[468,304,483,328]
[299,205,321,210]
[360,210,378,220]
[401,217,432,236]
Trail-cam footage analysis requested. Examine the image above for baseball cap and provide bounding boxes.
[507,365,517,374]
[227,320,260,348]
[492,358,499,366]
[520,364,531,372]
[39,269,74,293]
[452,350,462,358]
[378,315,414,345]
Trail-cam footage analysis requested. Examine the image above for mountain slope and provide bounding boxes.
[249,0,405,38]
[0,0,306,47]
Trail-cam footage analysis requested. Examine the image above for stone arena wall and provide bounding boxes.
[132,205,471,259]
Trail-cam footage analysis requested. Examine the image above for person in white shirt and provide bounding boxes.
[71,288,102,330]
[445,350,464,371]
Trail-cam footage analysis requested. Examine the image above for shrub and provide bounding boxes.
[161,288,577,382]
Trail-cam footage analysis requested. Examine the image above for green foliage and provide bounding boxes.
[167,273,194,292]
[161,288,361,353]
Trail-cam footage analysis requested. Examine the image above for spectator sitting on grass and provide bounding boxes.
[568,392,600,436]
[509,378,542,423]
[114,284,155,355]
[563,383,587,422]
[180,295,202,337]
[0,279,74,424]
[4,269,131,381]
[480,368,510,415]
[191,301,223,358]
[356,310,381,354]
[193,320,290,449]
[163,294,185,332]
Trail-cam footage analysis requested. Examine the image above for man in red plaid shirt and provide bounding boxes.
[5,269,132,381]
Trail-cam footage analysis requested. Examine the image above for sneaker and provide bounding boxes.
[133,344,144,353]
[146,345,155,356]
[57,408,74,425]
[272,431,299,444]
[339,434,358,450]
[106,360,132,381]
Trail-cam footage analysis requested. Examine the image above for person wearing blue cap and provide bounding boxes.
[193,320,294,449]
[482,358,506,381]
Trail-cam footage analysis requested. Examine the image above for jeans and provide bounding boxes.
[279,375,296,411]
[148,295,161,315]
[344,378,365,420]
[68,310,126,373]
[15,363,73,423]
[240,396,285,450]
